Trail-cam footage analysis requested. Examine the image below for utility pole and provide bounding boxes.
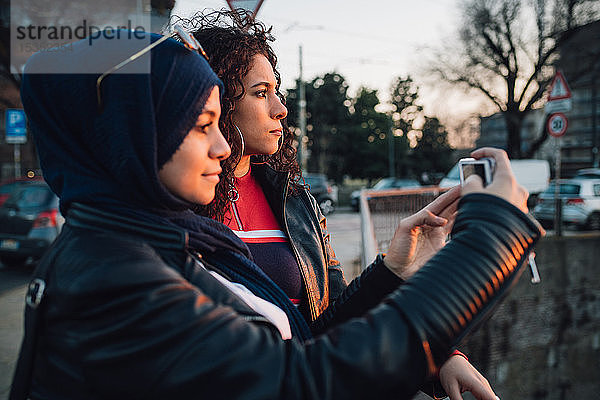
[592,68,598,167]
[388,127,395,178]
[14,144,21,178]
[297,45,307,171]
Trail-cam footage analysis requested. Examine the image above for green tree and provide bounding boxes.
[286,72,351,182]
[388,76,419,177]
[342,87,391,181]
[412,116,454,178]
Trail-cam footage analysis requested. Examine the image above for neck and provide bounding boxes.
[234,155,251,178]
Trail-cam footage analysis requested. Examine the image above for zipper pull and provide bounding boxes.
[528,252,541,284]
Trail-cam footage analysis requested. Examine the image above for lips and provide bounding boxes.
[203,168,222,177]
[203,172,220,184]
[270,128,283,136]
[202,168,223,177]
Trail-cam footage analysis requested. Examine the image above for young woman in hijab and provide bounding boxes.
[186,10,495,397]
[11,28,542,400]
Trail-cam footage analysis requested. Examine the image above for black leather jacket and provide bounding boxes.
[253,164,355,322]
[18,194,541,399]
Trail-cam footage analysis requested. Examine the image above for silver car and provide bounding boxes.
[533,178,600,230]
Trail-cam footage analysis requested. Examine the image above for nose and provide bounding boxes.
[209,126,231,161]
[271,95,288,120]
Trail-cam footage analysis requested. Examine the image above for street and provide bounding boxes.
[0,266,29,399]
[322,208,362,279]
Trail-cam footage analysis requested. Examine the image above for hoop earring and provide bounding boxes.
[233,124,245,165]
[226,124,245,202]
[227,176,239,202]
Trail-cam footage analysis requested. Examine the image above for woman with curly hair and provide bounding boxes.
[181,10,501,398]
[184,9,340,325]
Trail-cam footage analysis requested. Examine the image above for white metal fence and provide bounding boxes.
[360,186,450,267]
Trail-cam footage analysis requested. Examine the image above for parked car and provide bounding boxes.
[303,173,338,216]
[574,168,600,179]
[0,181,64,267]
[0,176,43,206]
[350,177,421,212]
[532,178,600,230]
[439,158,550,207]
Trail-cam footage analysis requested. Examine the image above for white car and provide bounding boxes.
[439,159,550,194]
[532,178,600,230]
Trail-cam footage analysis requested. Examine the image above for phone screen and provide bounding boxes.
[462,163,486,182]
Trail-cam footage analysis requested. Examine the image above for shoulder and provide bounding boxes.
[48,225,182,294]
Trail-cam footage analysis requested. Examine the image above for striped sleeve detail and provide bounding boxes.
[232,229,288,243]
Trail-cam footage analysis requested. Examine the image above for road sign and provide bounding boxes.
[545,98,572,114]
[547,70,572,101]
[545,70,572,114]
[226,0,265,18]
[5,109,27,144]
[547,112,568,137]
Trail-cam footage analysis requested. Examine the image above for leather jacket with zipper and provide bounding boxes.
[252,164,377,324]
[16,193,542,399]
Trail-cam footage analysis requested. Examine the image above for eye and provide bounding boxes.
[256,89,267,98]
[194,121,212,133]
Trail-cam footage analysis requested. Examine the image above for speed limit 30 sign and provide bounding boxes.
[547,112,568,137]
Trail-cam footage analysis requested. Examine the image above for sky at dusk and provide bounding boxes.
[173,0,491,138]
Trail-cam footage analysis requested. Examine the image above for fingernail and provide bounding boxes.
[495,396,501,400]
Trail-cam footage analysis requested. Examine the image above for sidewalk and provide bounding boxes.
[0,285,25,399]
[323,208,362,279]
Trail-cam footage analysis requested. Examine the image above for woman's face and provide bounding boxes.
[232,54,288,156]
[159,86,231,205]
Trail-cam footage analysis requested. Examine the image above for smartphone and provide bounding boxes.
[458,157,495,187]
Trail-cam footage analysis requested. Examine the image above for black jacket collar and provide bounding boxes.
[66,203,188,251]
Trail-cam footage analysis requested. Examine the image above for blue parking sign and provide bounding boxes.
[5,109,27,144]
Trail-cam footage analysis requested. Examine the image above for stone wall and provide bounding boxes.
[459,234,600,399]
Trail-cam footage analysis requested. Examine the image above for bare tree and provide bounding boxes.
[431,0,600,158]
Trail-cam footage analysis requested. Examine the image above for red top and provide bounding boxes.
[224,168,303,305]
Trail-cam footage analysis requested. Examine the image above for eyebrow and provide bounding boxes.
[250,81,273,89]
[198,109,218,119]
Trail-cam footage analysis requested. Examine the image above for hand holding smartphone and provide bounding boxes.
[458,157,496,187]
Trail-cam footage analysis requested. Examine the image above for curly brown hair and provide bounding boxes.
[172,9,303,222]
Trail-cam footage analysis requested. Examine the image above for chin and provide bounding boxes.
[195,190,215,206]
[266,143,280,155]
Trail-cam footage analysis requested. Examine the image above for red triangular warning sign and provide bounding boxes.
[547,70,572,101]
[226,0,265,18]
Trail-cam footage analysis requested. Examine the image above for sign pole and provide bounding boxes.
[545,70,572,237]
[298,45,307,171]
[553,137,562,237]
[546,112,567,237]
[14,144,21,178]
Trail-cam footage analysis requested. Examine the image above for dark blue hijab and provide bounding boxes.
[21,31,312,341]
[21,32,219,215]
[20,31,250,256]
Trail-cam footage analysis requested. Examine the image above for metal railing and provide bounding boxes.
[360,186,450,267]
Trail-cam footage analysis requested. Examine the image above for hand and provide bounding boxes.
[383,185,461,280]
[439,355,499,400]
[462,147,529,213]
